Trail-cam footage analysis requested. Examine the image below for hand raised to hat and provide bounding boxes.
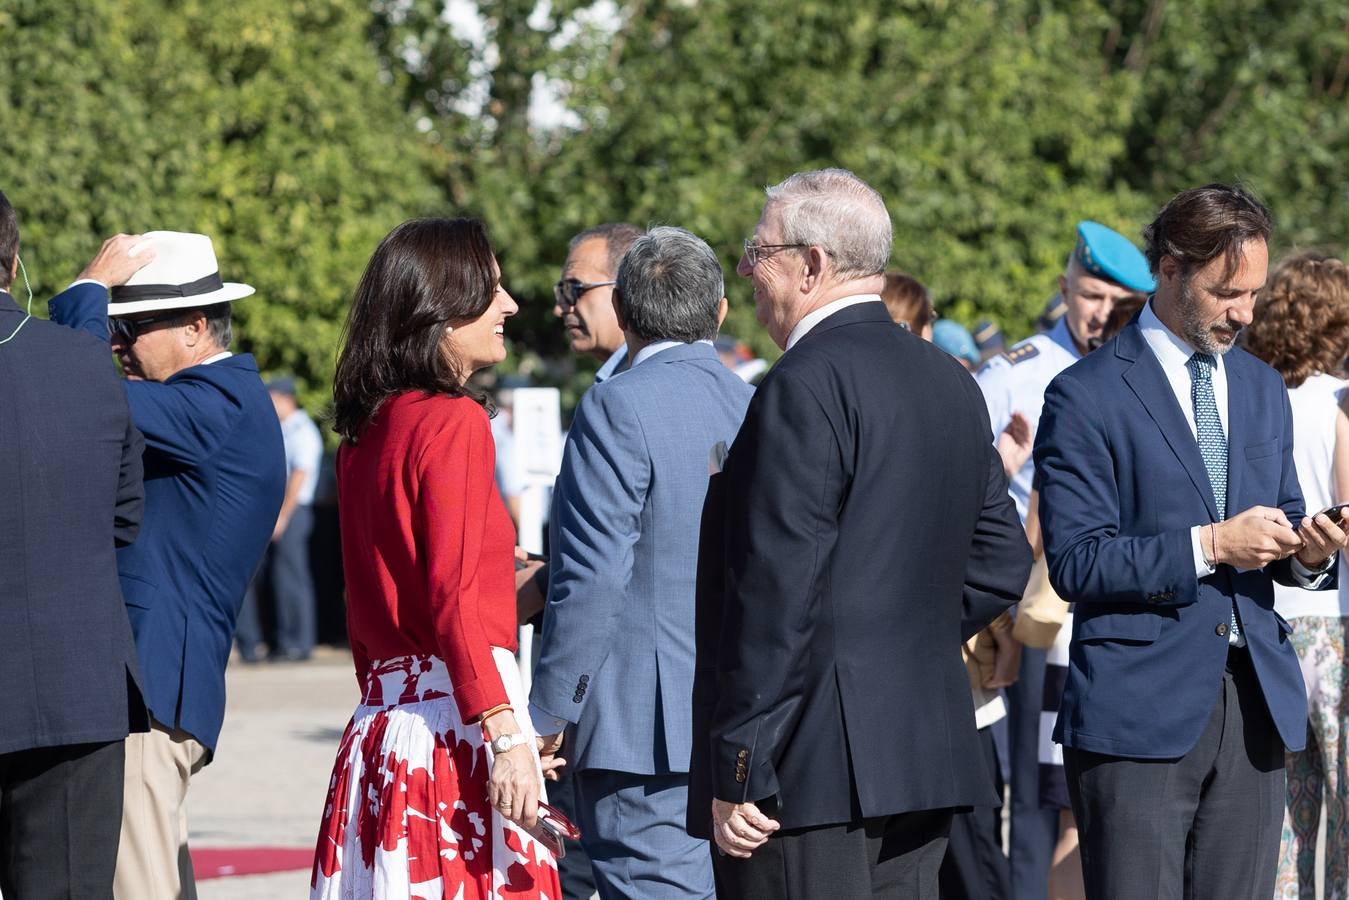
[77,234,156,288]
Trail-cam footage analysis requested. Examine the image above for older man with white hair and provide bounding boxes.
[700,169,1031,899]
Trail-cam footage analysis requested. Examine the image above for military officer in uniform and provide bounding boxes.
[976,221,1154,900]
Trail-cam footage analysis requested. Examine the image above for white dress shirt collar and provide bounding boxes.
[630,339,712,368]
[785,294,882,351]
[201,351,233,365]
[1138,298,1228,436]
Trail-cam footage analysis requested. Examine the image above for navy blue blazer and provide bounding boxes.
[0,291,146,753]
[1035,319,1324,759]
[50,282,286,754]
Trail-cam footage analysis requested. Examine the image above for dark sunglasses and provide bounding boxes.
[553,278,616,310]
[108,309,186,342]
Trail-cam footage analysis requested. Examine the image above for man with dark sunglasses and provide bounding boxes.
[554,223,645,380]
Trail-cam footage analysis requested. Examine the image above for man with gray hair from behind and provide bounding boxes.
[698,169,1030,898]
[530,226,754,898]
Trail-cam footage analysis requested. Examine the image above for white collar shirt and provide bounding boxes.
[785,294,882,351]
[630,339,712,368]
[1138,299,1228,438]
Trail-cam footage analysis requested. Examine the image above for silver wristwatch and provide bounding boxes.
[490,732,528,754]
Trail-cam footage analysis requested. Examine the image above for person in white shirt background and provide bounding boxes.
[1243,252,1349,900]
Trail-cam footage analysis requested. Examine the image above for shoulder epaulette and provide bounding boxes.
[1004,342,1041,365]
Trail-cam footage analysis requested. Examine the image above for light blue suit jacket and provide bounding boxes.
[531,341,752,775]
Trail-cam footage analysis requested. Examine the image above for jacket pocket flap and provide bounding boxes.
[1244,438,1279,460]
[1075,610,1163,644]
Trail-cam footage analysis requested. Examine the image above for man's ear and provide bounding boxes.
[1158,255,1182,287]
[611,291,628,331]
[182,311,208,346]
[802,245,828,291]
[10,245,19,286]
[716,297,728,329]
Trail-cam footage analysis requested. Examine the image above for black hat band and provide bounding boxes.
[111,272,224,302]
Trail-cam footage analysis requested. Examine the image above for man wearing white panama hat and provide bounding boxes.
[50,231,285,900]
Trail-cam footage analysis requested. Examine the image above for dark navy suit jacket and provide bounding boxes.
[0,290,146,753]
[1035,319,1325,759]
[50,282,285,755]
[704,302,1031,830]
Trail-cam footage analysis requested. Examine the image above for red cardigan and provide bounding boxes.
[338,391,517,722]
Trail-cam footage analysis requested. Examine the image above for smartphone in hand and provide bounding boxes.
[1316,504,1349,525]
[524,802,580,859]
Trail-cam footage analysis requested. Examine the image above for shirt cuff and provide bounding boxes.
[1192,525,1216,578]
[527,702,568,737]
[1289,553,1334,589]
[68,278,108,290]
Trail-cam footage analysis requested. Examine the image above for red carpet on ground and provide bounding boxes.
[192,847,314,880]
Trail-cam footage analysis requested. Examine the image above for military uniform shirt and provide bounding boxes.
[974,316,1082,523]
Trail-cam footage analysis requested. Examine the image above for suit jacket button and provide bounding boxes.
[1215,623,1229,637]
[1148,594,1160,604]
[579,674,590,684]
[737,749,749,759]
[735,772,746,783]
[572,693,584,702]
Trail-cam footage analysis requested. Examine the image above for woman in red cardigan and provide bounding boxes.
[311,218,561,899]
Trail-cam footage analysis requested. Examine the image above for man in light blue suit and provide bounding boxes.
[530,226,753,898]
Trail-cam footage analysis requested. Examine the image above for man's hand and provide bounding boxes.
[985,625,1021,689]
[1295,511,1348,570]
[1212,506,1304,570]
[996,411,1033,478]
[515,550,546,623]
[536,732,565,782]
[271,513,291,543]
[711,798,779,859]
[77,234,155,287]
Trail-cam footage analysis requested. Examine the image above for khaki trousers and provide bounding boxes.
[114,720,208,900]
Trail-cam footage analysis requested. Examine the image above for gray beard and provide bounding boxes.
[1179,278,1239,356]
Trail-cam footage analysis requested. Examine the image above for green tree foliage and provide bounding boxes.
[0,0,442,416]
[2,0,1344,411]
[373,0,1347,365]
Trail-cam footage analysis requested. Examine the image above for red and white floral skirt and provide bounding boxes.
[310,648,560,899]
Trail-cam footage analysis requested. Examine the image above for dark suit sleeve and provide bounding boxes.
[123,376,244,466]
[47,282,112,342]
[114,405,145,548]
[1035,372,1198,607]
[962,441,1032,640]
[1267,382,1336,589]
[711,368,843,804]
[48,280,244,465]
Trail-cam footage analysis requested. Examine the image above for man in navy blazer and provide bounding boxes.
[1035,184,1349,899]
[530,226,753,898]
[49,231,285,900]
[0,192,145,899]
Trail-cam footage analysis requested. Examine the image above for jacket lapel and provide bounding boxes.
[1117,324,1220,521]
[1224,354,1247,514]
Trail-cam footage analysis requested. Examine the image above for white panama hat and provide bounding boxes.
[107,231,255,317]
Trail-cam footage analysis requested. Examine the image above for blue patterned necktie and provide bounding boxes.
[1187,352,1242,644]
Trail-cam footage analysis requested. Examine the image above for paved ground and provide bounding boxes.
[193,648,357,900]
[190,648,1327,899]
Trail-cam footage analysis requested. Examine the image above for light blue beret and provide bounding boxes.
[932,319,981,367]
[1074,221,1155,293]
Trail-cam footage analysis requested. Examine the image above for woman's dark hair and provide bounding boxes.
[1244,252,1349,388]
[333,217,496,441]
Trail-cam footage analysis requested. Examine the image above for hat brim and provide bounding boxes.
[108,283,255,317]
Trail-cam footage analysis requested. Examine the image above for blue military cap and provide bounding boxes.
[932,319,981,367]
[1073,221,1154,293]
